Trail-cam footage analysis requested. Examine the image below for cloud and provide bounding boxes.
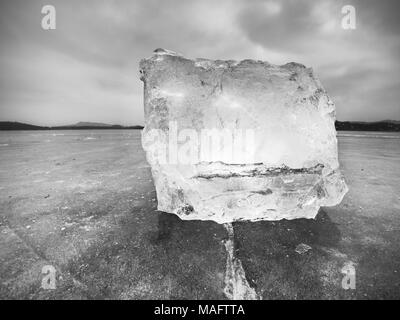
[237,0,400,121]
[0,0,399,125]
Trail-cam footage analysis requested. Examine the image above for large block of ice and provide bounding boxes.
[139,49,348,223]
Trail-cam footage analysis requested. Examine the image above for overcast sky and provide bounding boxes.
[0,0,399,125]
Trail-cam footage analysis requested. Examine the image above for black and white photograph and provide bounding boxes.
[0,0,399,306]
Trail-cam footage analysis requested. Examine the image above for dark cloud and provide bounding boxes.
[0,0,399,125]
[238,0,326,52]
[353,0,400,34]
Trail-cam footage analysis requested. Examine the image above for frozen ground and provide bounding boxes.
[0,130,399,299]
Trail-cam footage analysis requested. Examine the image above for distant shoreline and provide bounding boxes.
[0,121,399,132]
[335,120,400,132]
[0,121,143,131]
[0,126,144,130]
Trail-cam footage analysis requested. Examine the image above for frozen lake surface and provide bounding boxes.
[0,130,399,299]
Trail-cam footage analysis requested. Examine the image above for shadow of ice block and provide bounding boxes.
[139,49,348,223]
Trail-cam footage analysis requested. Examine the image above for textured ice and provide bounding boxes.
[139,49,348,223]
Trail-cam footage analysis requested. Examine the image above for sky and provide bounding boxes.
[0,0,399,126]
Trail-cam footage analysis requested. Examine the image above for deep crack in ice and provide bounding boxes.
[223,223,259,300]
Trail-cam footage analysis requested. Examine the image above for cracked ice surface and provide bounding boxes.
[139,49,348,223]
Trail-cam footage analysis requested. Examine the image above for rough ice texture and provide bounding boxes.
[139,49,348,223]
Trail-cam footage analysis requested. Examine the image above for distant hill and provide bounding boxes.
[379,120,400,125]
[71,122,114,127]
[0,121,143,130]
[0,122,50,130]
[335,120,400,132]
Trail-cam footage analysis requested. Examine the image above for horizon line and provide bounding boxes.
[1,119,400,127]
